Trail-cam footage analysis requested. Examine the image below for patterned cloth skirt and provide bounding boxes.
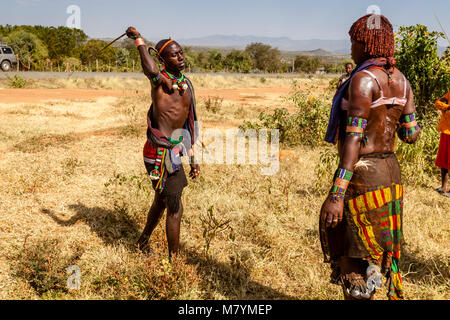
[320,152,404,299]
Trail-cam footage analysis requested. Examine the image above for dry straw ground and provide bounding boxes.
[0,75,448,300]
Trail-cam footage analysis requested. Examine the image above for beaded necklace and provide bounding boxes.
[161,67,188,92]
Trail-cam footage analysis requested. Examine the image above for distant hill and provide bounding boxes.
[177,34,351,54]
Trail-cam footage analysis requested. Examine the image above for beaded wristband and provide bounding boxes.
[330,168,353,199]
[135,38,146,48]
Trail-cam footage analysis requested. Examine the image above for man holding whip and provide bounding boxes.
[125,27,200,258]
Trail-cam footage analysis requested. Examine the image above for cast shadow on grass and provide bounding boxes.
[181,247,296,300]
[400,245,449,285]
[41,202,142,247]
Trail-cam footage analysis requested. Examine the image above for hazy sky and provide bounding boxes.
[3,0,450,45]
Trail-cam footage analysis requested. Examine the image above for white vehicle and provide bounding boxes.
[0,44,18,72]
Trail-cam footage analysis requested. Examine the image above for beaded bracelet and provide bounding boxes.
[330,168,353,199]
[346,116,368,145]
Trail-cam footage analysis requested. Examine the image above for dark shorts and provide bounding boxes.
[144,162,188,213]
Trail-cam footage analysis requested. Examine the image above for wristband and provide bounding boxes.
[135,38,145,48]
[330,168,353,199]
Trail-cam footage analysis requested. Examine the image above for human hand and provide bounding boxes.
[126,26,141,40]
[320,196,345,228]
[189,163,200,179]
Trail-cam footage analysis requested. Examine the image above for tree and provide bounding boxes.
[395,24,450,115]
[182,46,198,72]
[245,42,281,72]
[223,50,252,73]
[78,39,117,68]
[206,50,223,71]
[5,30,48,69]
[294,55,322,73]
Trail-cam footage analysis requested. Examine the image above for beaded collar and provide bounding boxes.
[161,67,188,92]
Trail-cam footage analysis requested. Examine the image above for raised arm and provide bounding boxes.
[126,27,161,86]
[397,82,420,144]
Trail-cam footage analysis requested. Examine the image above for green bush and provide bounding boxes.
[396,112,441,186]
[395,25,449,116]
[7,75,29,88]
[241,85,331,147]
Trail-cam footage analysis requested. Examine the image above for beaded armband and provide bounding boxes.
[330,168,353,199]
[398,112,419,143]
[346,117,368,145]
[151,73,161,83]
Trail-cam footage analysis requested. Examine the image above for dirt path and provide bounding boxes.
[0,89,127,104]
[0,87,292,104]
[196,87,292,102]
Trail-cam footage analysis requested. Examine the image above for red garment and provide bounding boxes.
[436,133,450,170]
[143,140,181,162]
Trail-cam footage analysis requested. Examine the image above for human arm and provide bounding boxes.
[435,95,449,111]
[397,83,420,144]
[126,27,162,86]
[187,147,200,179]
[320,73,372,228]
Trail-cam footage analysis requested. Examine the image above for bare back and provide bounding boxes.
[340,67,415,156]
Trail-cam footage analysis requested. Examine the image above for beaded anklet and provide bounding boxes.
[346,116,368,145]
[330,168,353,199]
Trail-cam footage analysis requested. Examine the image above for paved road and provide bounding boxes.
[0,71,336,80]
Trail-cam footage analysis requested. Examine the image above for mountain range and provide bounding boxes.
[177,34,351,54]
[176,34,448,55]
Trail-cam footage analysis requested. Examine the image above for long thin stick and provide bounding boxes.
[94,32,127,59]
[434,11,450,46]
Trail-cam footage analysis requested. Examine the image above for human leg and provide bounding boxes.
[137,192,166,251]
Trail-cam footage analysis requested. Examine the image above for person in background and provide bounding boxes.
[435,91,450,197]
[337,62,354,89]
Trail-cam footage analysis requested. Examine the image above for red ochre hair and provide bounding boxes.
[349,14,395,59]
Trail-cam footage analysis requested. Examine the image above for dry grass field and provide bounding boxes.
[0,74,448,300]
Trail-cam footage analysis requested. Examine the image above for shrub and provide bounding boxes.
[9,237,84,297]
[396,112,441,186]
[7,75,28,88]
[203,96,223,114]
[395,24,450,116]
[240,85,330,147]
